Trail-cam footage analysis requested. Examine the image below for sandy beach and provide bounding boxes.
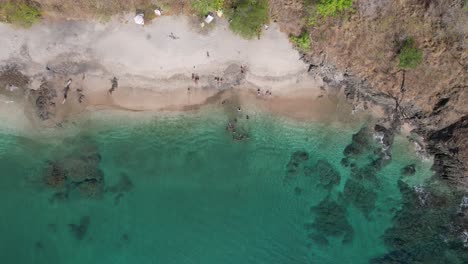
[0,14,351,130]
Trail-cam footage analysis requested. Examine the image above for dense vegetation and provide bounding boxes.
[316,0,354,17]
[306,0,354,26]
[191,0,225,16]
[225,0,269,39]
[0,1,41,28]
[290,31,311,51]
[191,0,269,39]
[398,37,423,69]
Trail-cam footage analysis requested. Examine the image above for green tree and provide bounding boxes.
[227,0,269,39]
[398,37,423,69]
[0,2,41,28]
[290,31,311,51]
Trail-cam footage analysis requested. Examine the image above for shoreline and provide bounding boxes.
[0,14,462,188]
[0,15,347,129]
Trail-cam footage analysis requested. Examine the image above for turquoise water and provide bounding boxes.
[0,109,465,264]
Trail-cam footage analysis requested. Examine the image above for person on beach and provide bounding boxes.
[77,88,85,103]
[62,79,72,104]
[109,77,118,94]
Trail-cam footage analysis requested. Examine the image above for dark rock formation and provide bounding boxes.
[308,197,354,244]
[401,164,416,176]
[108,173,133,193]
[306,160,340,189]
[343,127,372,157]
[285,150,309,178]
[29,82,57,120]
[376,180,468,263]
[343,179,377,218]
[426,115,468,184]
[43,161,67,188]
[42,136,107,199]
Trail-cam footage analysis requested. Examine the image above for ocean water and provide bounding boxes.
[0,108,466,264]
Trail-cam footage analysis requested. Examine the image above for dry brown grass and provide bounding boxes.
[34,0,193,21]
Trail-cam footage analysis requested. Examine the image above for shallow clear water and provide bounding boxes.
[0,109,462,264]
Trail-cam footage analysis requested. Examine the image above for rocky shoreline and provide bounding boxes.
[302,55,467,188]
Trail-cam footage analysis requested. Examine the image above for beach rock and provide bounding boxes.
[401,164,416,176]
[426,115,468,184]
[68,216,90,240]
[30,82,57,120]
[0,66,29,96]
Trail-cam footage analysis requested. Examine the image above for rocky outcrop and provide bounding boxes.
[427,115,468,185]
[284,0,468,187]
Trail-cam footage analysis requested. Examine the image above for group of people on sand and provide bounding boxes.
[60,76,119,105]
[61,78,85,104]
[257,88,272,97]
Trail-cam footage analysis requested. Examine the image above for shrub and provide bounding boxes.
[0,2,41,28]
[306,0,354,26]
[192,0,224,16]
[316,0,354,17]
[290,31,311,51]
[398,37,423,69]
[227,0,269,39]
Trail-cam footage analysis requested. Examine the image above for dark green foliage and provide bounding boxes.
[316,0,354,17]
[0,2,41,28]
[227,0,269,39]
[290,31,311,51]
[306,0,354,26]
[398,37,423,69]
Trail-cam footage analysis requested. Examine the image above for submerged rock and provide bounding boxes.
[42,136,107,199]
[343,127,372,157]
[285,150,309,178]
[309,197,354,244]
[401,164,416,176]
[68,216,90,240]
[343,179,377,218]
[377,180,468,263]
[43,161,67,188]
[108,173,133,193]
[310,160,341,189]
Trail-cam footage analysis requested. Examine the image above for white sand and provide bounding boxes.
[0,15,332,125]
